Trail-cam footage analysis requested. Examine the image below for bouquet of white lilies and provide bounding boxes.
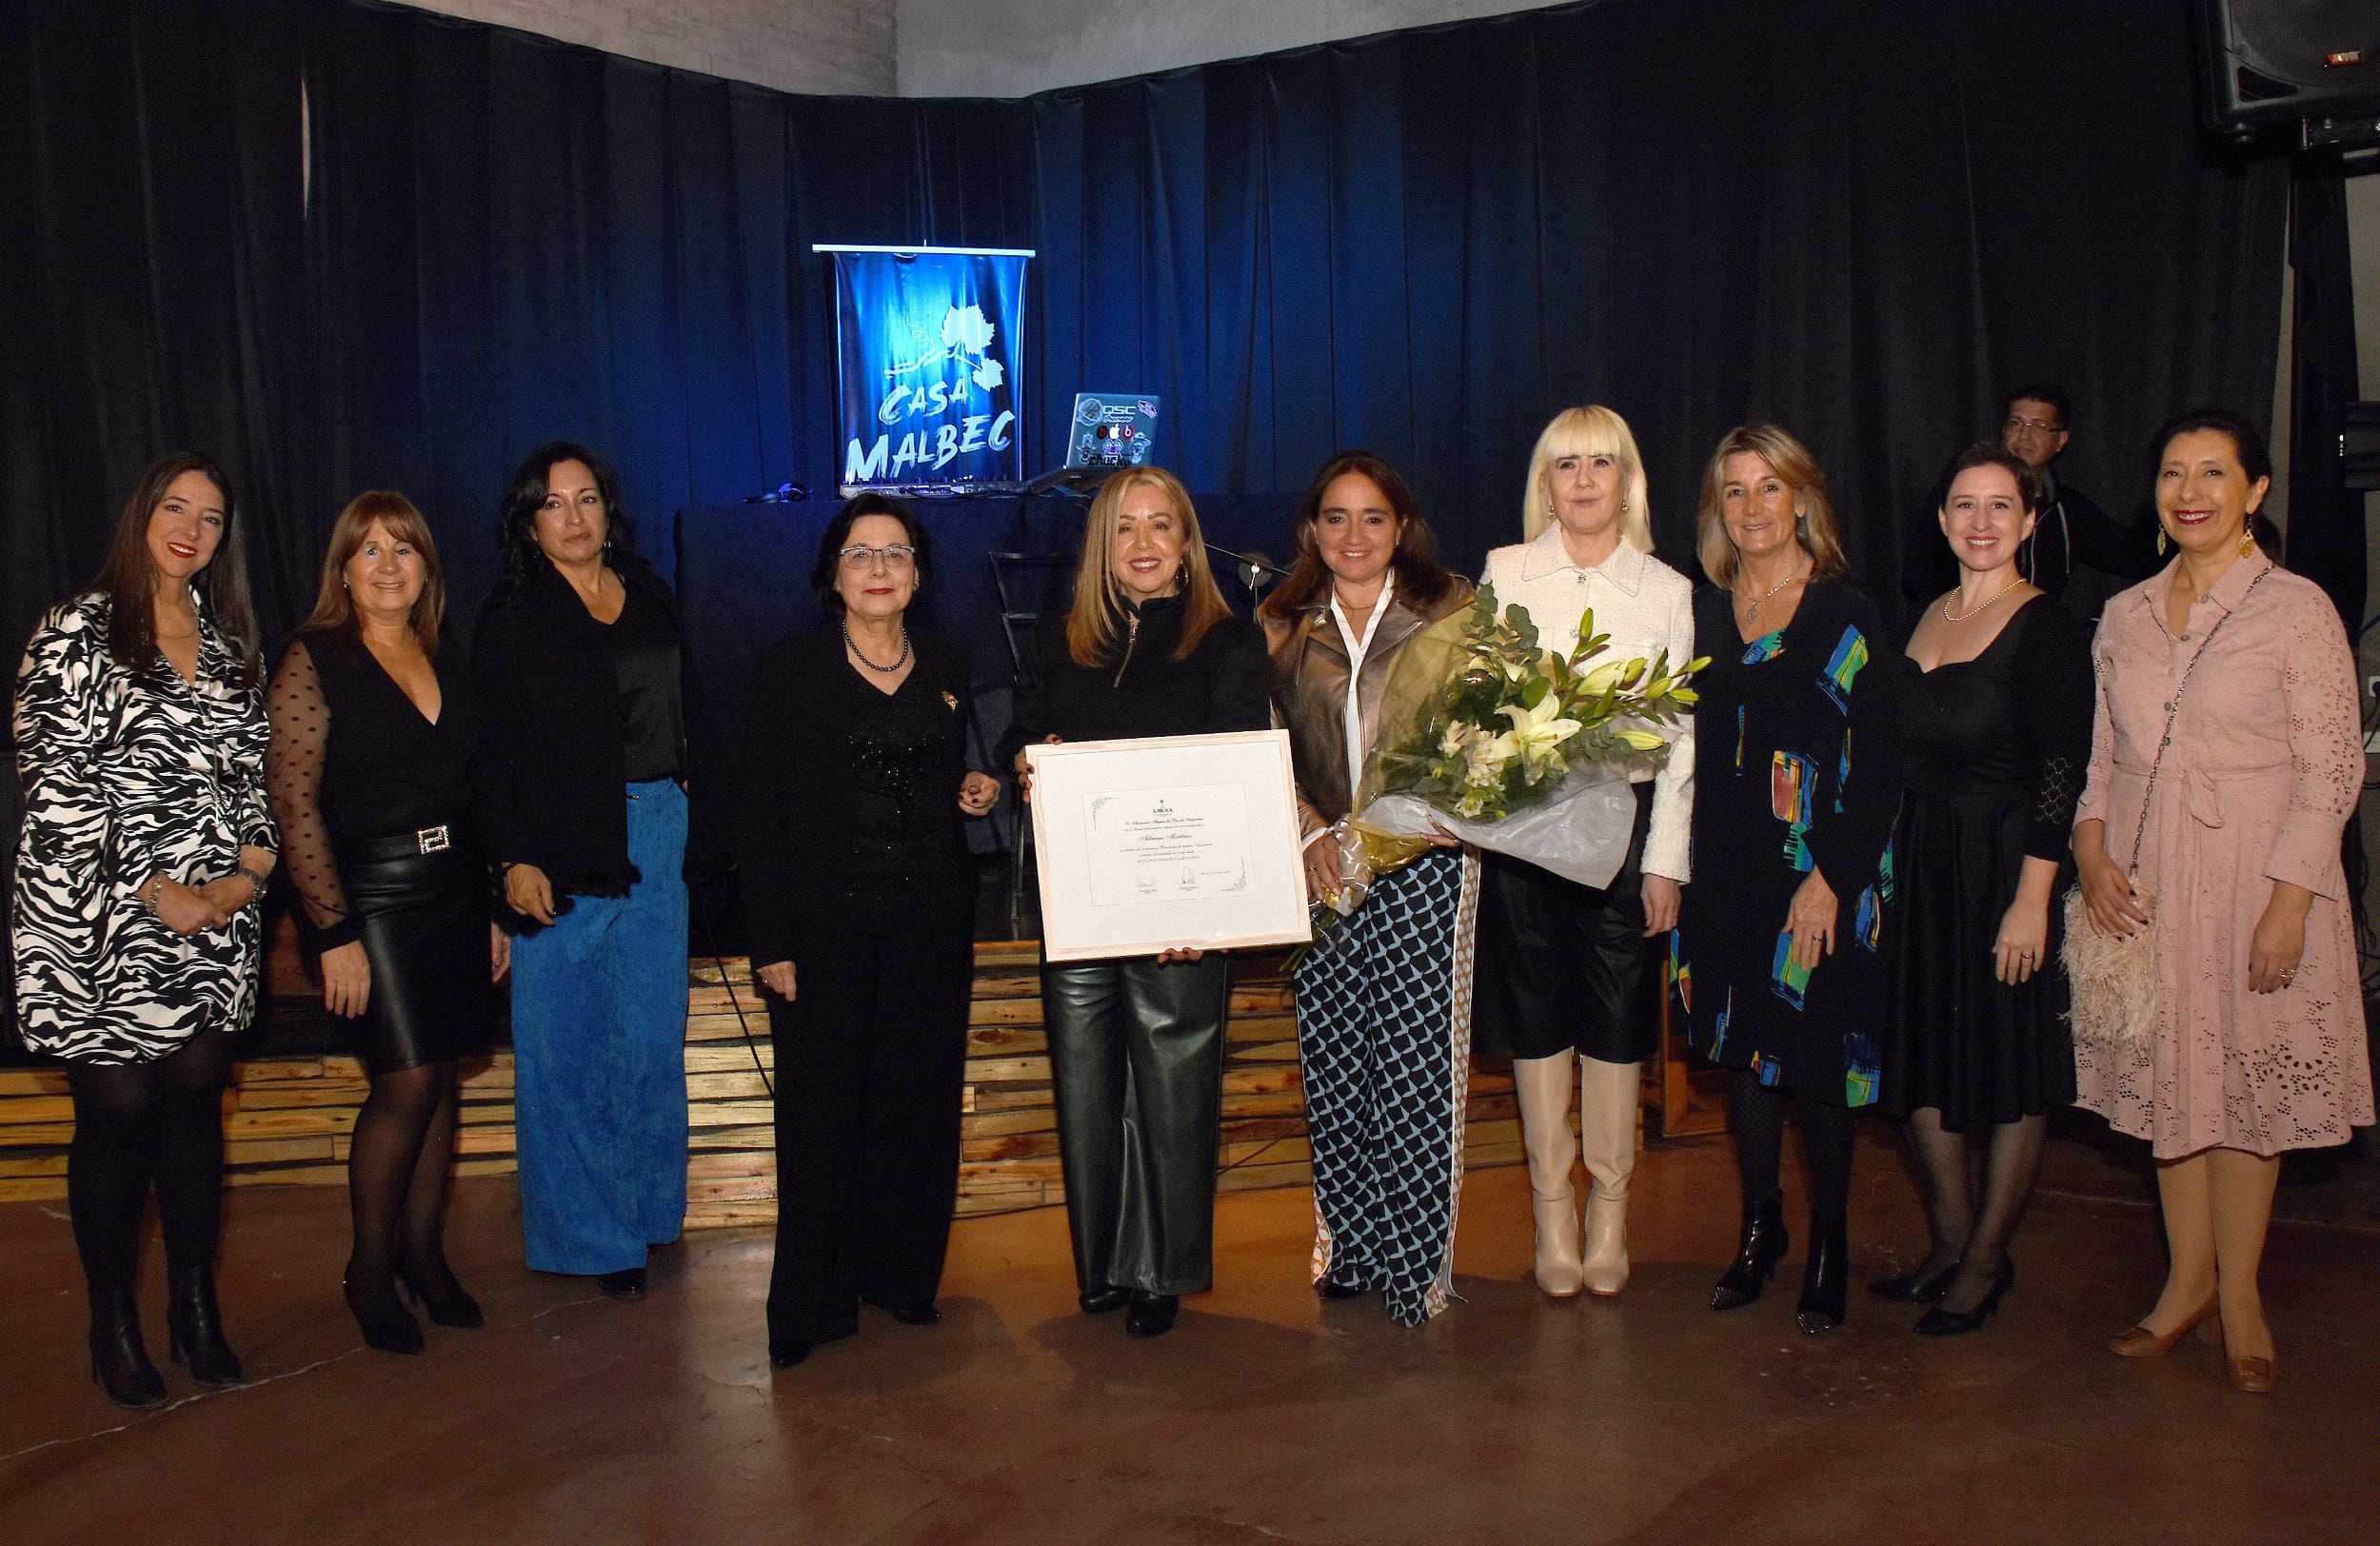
[1314,585,1705,919]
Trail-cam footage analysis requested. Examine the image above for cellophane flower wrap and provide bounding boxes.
[1312,584,1705,920]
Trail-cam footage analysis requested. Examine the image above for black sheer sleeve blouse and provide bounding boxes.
[266,631,481,949]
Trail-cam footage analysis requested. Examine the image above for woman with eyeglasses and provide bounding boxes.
[740,496,1000,1369]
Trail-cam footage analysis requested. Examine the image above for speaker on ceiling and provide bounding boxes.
[2197,1,2379,136]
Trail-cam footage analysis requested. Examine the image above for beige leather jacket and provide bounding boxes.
[1261,578,1476,834]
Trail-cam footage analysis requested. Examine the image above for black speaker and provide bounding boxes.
[2198,1,2380,131]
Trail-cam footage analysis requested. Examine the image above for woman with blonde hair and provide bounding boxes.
[267,492,506,1354]
[1000,466,1271,1339]
[1671,424,1901,1336]
[1476,406,1696,1299]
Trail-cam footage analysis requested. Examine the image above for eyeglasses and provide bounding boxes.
[2002,415,2063,435]
[838,544,917,570]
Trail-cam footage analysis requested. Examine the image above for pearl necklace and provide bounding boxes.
[1941,575,2023,624]
[843,622,910,674]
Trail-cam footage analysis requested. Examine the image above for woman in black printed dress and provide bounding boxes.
[268,491,506,1355]
[10,452,278,1408]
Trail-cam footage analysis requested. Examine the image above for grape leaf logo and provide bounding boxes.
[941,305,1003,391]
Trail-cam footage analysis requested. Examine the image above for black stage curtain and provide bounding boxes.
[1,0,2289,1030]
[3,0,2286,643]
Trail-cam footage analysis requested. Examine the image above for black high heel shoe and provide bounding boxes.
[393,1249,485,1329]
[88,1286,167,1410]
[344,1263,426,1356]
[167,1265,247,1387]
[1795,1222,1850,1336]
[1868,1259,1959,1304]
[1078,1284,1133,1315]
[864,1296,942,1326]
[1914,1257,2015,1338]
[1710,1194,1790,1312]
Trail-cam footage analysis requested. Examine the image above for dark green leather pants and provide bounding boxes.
[1041,954,1230,1297]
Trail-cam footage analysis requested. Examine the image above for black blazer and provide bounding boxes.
[472,553,731,927]
[739,626,976,969]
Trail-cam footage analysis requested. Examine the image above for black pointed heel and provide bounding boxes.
[1794,1222,1850,1335]
[1868,1259,1959,1304]
[393,1251,485,1329]
[344,1266,426,1355]
[1711,1194,1790,1312]
[1914,1258,2015,1338]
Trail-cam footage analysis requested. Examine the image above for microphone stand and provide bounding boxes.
[1205,541,1291,598]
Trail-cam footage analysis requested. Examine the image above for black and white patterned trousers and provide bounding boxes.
[1293,846,1479,1326]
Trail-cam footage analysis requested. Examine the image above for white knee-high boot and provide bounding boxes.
[1578,1056,1641,1297]
[1514,1052,1582,1297]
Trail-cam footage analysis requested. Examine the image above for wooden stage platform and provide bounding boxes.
[0,944,1529,1226]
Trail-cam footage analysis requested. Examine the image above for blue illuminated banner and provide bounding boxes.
[820,245,1032,494]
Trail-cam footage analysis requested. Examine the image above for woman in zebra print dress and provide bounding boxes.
[10,451,278,1409]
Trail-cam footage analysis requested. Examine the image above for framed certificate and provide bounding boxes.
[1026,729,1312,961]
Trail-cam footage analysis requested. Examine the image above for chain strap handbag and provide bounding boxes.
[2062,566,2268,1051]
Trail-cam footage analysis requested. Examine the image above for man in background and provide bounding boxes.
[1905,383,2156,624]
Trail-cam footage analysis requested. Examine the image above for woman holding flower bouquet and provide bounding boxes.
[1259,452,1476,1325]
[1001,467,1272,1341]
[1476,406,1697,1300]
[1671,424,1902,1336]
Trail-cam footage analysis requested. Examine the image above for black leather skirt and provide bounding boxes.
[1472,782,1658,1063]
[340,830,496,1074]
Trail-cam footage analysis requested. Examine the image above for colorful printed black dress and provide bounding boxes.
[1670,578,1902,1108]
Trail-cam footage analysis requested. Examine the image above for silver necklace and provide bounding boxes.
[1736,565,1808,625]
[843,622,910,674]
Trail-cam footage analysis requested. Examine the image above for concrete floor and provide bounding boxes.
[1,1126,2374,1545]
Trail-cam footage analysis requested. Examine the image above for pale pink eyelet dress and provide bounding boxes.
[2073,556,2374,1158]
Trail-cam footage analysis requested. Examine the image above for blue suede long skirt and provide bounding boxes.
[509,780,691,1275]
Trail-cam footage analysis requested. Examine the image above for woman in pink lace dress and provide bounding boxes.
[2073,409,2373,1395]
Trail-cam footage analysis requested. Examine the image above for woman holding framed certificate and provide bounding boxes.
[1259,452,1477,1326]
[1002,467,1272,1340]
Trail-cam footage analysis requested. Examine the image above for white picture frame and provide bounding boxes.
[1025,729,1312,962]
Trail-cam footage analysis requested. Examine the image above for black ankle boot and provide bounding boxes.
[1795,1220,1850,1335]
[166,1264,246,1387]
[88,1285,167,1410]
[343,1260,425,1356]
[393,1247,485,1329]
[1710,1194,1790,1312]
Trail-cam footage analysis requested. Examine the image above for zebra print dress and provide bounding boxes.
[10,592,275,1064]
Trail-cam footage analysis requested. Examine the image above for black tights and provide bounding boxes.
[1728,1069,1858,1231]
[1901,1107,2048,1313]
[347,1060,461,1282]
[66,1030,232,1295]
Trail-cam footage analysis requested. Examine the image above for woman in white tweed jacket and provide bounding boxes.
[1477,406,1695,1300]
